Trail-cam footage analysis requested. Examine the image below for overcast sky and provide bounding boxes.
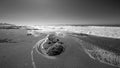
[0,0,120,25]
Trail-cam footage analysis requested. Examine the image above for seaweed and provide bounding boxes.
[0,38,17,43]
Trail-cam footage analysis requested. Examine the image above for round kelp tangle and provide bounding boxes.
[46,42,65,56]
[47,33,60,43]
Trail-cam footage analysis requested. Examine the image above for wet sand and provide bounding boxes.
[0,29,117,68]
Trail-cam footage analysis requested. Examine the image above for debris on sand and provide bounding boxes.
[0,38,17,43]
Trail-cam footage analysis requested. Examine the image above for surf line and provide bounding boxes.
[80,40,120,68]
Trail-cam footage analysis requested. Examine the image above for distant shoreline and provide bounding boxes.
[0,23,120,27]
